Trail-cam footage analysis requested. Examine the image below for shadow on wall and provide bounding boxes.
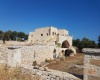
[65,49,74,56]
[62,40,70,48]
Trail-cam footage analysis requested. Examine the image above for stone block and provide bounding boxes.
[39,67,44,71]
[44,67,49,71]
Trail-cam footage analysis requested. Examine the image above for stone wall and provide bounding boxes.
[0,47,7,64]
[0,45,76,68]
[0,45,56,67]
[32,66,81,80]
[21,45,55,66]
[0,40,27,46]
[0,45,79,80]
[82,48,100,80]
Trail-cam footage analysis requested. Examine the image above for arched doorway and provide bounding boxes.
[62,40,70,48]
[65,49,73,56]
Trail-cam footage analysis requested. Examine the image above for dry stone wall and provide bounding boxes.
[0,45,55,68]
[21,45,55,68]
[0,47,7,64]
[82,48,100,80]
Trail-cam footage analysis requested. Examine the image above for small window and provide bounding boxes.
[41,34,43,36]
[57,34,59,36]
[47,33,48,36]
[52,32,54,35]
[31,35,33,37]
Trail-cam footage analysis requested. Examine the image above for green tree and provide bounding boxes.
[98,36,100,48]
[4,30,13,40]
[0,30,28,41]
[24,34,28,40]
[17,32,25,40]
[12,31,17,40]
[77,37,97,50]
[73,39,80,47]
[0,30,3,40]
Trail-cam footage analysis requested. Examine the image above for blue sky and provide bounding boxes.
[0,0,100,42]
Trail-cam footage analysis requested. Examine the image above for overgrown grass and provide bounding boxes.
[0,64,40,80]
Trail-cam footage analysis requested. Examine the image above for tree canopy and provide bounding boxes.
[98,36,100,48]
[73,37,97,51]
[0,30,28,41]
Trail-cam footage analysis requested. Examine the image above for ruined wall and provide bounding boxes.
[82,48,100,80]
[0,41,27,46]
[32,66,81,80]
[21,45,55,67]
[0,45,55,68]
[7,47,21,67]
[0,45,79,80]
[0,47,7,64]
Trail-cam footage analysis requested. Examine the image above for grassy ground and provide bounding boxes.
[46,53,84,79]
[0,64,40,80]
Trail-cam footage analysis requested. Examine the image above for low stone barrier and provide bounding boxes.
[82,48,100,80]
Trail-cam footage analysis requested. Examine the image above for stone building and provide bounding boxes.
[28,26,72,48]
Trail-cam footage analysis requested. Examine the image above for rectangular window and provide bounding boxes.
[52,32,54,35]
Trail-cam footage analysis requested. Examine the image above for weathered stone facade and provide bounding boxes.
[28,26,72,47]
[0,46,81,80]
[0,45,55,67]
[82,48,100,80]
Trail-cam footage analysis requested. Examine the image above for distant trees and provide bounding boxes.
[0,30,3,39]
[73,37,97,51]
[0,30,28,41]
[73,39,80,47]
[98,36,100,48]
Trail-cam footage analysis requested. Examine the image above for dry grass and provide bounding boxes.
[0,64,40,80]
[46,53,84,78]
[90,59,100,66]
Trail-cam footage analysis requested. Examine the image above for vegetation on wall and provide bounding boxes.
[0,30,28,41]
[56,43,61,47]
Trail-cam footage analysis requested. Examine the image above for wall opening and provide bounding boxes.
[41,34,43,36]
[62,40,70,48]
[53,49,56,58]
[65,49,73,56]
[49,29,50,35]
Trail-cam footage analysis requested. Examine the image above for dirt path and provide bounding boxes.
[46,53,84,79]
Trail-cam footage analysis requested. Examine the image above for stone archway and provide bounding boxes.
[65,49,73,56]
[62,40,70,48]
